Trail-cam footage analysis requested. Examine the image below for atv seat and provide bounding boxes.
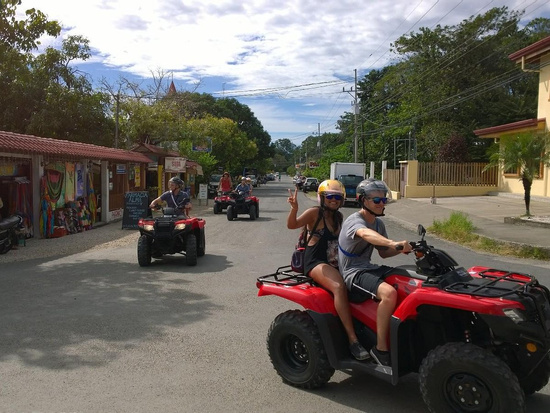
[389,265,428,281]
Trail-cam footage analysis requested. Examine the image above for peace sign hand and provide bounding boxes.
[287,188,298,211]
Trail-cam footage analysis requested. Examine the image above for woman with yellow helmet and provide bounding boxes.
[287,179,369,360]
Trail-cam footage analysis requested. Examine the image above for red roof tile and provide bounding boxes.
[0,130,152,163]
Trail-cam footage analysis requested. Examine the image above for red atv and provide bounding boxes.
[137,207,206,266]
[256,225,550,413]
[213,191,231,214]
[226,191,259,221]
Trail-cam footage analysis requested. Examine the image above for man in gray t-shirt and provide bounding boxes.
[338,179,411,369]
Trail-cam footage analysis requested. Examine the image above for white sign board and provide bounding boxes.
[198,184,208,200]
[165,157,186,172]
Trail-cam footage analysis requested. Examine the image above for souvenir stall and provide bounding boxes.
[0,155,33,238]
[40,161,94,238]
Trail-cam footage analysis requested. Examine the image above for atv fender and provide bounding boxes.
[257,282,338,315]
[392,288,523,322]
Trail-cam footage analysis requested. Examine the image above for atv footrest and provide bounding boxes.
[257,265,313,286]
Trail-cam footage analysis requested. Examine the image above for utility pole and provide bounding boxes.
[343,69,359,162]
[354,69,358,163]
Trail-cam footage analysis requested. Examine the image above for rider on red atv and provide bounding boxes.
[218,172,232,194]
[149,177,191,216]
[338,178,412,367]
[235,177,251,197]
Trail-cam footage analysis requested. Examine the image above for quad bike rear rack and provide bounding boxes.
[257,265,313,286]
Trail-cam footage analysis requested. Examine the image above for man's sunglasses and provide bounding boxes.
[325,194,343,200]
[367,197,388,204]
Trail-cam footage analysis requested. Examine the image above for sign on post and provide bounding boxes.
[198,184,208,199]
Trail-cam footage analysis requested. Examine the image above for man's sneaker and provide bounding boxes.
[349,341,370,360]
[369,347,391,367]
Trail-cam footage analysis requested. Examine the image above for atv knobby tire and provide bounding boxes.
[186,233,197,266]
[226,205,234,221]
[520,355,550,396]
[137,235,152,267]
[249,205,256,220]
[213,203,220,214]
[267,310,334,389]
[419,342,525,413]
[197,228,206,257]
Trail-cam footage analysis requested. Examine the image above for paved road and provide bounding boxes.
[1,179,549,412]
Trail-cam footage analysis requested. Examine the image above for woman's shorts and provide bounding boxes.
[348,265,392,303]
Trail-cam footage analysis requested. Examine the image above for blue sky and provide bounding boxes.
[19,0,550,145]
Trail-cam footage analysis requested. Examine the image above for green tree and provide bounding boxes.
[486,132,550,215]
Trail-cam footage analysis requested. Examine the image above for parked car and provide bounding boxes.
[302,177,319,193]
[246,175,259,187]
[208,174,223,198]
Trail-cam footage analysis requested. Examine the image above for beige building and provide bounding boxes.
[475,37,550,198]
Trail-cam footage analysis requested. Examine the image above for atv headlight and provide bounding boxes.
[175,223,186,230]
[503,308,526,323]
[143,224,154,231]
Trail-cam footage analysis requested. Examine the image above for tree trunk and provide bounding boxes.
[522,177,532,216]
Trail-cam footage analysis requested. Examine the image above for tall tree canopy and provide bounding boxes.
[334,7,550,170]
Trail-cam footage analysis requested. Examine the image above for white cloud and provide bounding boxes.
[17,0,550,143]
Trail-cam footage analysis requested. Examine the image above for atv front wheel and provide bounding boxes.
[186,233,197,266]
[267,310,334,389]
[197,228,206,257]
[249,205,256,220]
[137,235,152,267]
[226,205,234,221]
[419,342,525,413]
[213,203,220,214]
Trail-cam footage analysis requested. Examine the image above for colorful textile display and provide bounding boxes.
[75,163,85,198]
[65,162,75,203]
[87,172,97,225]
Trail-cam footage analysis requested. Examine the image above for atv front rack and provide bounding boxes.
[444,268,545,299]
[257,266,314,286]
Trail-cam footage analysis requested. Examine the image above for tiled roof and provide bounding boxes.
[509,36,550,63]
[0,130,152,163]
[474,118,546,137]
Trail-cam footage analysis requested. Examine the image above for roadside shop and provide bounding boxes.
[0,131,152,240]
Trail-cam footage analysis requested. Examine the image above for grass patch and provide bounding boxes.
[428,211,550,260]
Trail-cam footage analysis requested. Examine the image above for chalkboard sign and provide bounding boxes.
[122,191,149,229]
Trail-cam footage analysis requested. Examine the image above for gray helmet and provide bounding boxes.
[169,177,185,189]
[356,178,390,201]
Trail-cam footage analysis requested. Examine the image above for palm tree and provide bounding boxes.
[486,132,550,216]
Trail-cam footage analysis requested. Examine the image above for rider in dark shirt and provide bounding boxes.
[149,177,191,216]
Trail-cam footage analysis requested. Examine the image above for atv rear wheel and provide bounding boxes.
[186,233,197,266]
[226,205,234,221]
[520,355,550,395]
[267,310,334,389]
[137,235,152,267]
[197,228,206,257]
[249,205,256,220]
[419,342,525,413]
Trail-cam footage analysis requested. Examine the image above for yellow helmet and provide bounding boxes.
[317,179,346,207]
[318,179,346,197]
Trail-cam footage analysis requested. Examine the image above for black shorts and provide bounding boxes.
[348,265,392,303]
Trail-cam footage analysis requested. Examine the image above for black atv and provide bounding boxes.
[137,207,206,266]
[226,191,259,221]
